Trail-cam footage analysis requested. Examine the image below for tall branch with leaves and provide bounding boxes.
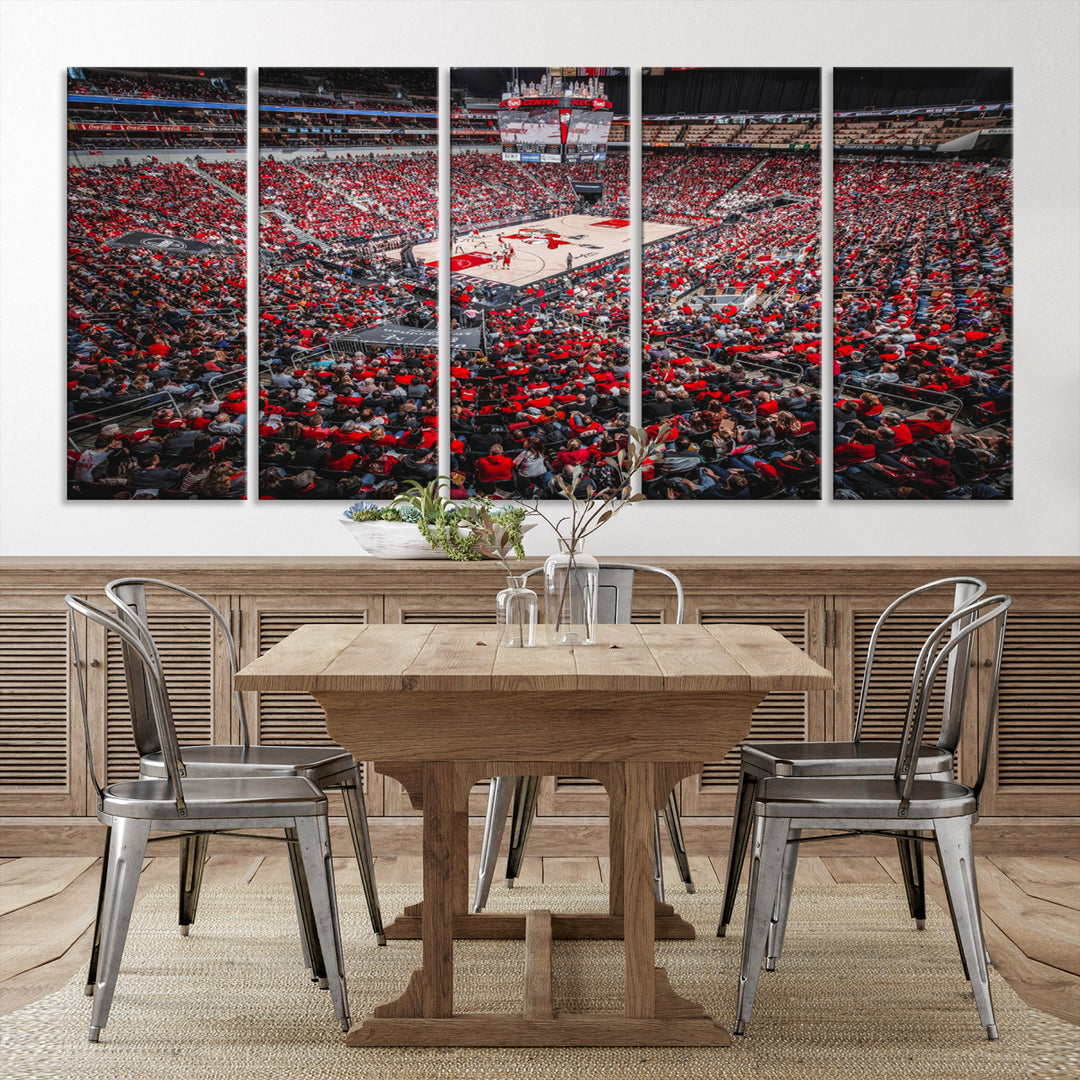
[529,422,673,548]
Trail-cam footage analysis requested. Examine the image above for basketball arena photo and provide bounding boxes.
[63,65,1012,504]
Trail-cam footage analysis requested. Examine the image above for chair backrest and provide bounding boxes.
[522,563,685,625]
[105,578,250,752]
[855,576,987,751]
[895,592,1012,814]
[65,594,189,815]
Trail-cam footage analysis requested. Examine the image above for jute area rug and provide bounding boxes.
[2,882,1076,1080]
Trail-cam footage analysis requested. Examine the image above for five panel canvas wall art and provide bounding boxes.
[65,66,1012,503]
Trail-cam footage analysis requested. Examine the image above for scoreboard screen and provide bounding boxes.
[499,95,612,162]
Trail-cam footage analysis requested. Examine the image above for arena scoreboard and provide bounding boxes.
[498,95,613,163]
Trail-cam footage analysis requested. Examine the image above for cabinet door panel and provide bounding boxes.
[682,596,824,817]
[240,592,382,814]
[980,606,1080,816]
[833,592,970,776]
[103,599,231,786]
[0,591,86,816]
[384,595,504,816]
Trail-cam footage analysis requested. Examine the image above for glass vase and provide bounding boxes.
[496,574,538,648]
[543,540,599,646]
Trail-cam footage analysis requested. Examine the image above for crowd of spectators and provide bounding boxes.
[447,253,632,498]
[643,151,759,222]
[450,151,628,230]
[256,147,439,497]
[258,342,439,500]
[68,69,245,153]
[632,149,823,498]
[439,148,822,500]
[67,160,247,499]
[303,155,437,235]
[260,67,435,107]
[832,156,1013,499]
[259,156,436,242]
[70,70,244,103]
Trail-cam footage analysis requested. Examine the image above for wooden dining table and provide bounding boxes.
[234,621,831,1047]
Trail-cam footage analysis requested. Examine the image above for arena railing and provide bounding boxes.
[736,357,810,385]
[664,336,711,360]
[67,392,185,451]
[837,378,964,420]
[206,367,252,399]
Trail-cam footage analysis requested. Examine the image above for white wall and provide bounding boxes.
[1,0,1077,557]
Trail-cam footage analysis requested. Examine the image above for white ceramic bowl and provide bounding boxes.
[341,518,448,559]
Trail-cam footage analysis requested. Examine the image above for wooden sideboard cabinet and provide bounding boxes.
[2,557,1077,854]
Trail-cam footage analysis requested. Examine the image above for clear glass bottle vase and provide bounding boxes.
[496,574,538,648]
[543,540,599,646]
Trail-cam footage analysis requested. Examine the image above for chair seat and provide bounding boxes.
[139,743,355,780]
[100,776,327,820]
[756,775,977,820]
[744,739,953,777]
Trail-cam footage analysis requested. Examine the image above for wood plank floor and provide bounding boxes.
[1,855,1076,1026]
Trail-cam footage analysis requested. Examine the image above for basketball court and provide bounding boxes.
[391,214,691,287]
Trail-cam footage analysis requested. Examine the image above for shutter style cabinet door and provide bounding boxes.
[832,592,973,782]
[384,591,506,816]
[677,595,825,816]
[539,597,677,820]
[239,592,382,815]
[101,595,233,791]
[978,604,1080,816]
[0,590,86,816]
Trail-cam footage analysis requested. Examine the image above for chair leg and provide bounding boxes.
[933,831,972,981]
[896,833,928,929]
[286,826,325,984]
[653,811,665,903]
[765,827,801,970]
[85,826,111,996]
[719,768,758,936]
[473,775,516,912]
[88,816,151,1043]
[505,775,542,887]
[340,767,385,944]
[934,817,997,1040]
[178,833,209,936]
[734,814,791,1036]
[295,815,351,1033]
[663,790,695,893]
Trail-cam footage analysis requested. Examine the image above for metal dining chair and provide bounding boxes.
[66,595,350,1043]
[82,577,383,998]
[718,576,987,939]
[734,592,1011,1041]
[473,563,693,912]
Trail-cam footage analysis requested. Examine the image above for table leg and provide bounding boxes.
[623,761,656,1018]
